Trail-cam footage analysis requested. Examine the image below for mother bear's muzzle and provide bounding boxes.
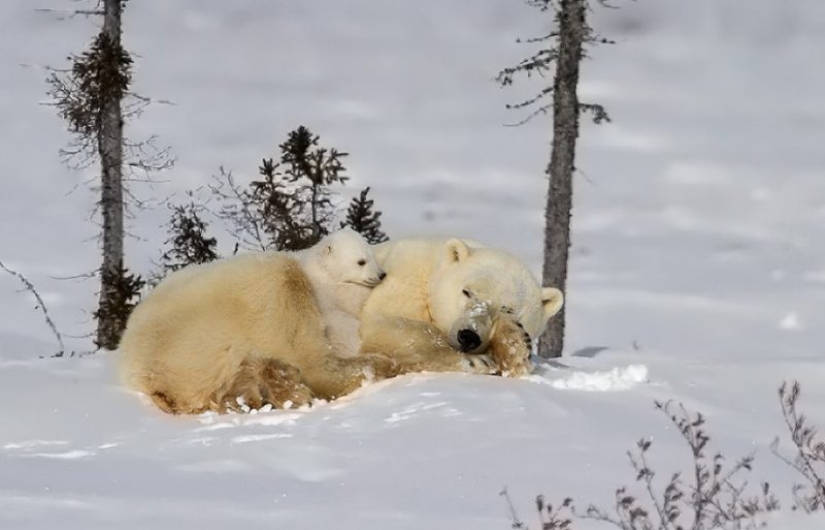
[457,328,482,352]
[448,302,493,354]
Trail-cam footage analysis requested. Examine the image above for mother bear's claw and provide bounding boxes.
[464,353,496,373]
[489,317,534,377]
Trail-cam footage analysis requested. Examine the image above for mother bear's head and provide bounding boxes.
[428,238,564,354]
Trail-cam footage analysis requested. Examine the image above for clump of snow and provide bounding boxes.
[469,301,489,317]
[526,363,649,392]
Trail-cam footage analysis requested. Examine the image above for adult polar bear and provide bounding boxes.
[358,237,564,377]
[119,232,563,414]
[119,229,396,414]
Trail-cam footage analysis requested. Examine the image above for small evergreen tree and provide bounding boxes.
[47,0,131,350]
[269,125,350,249]
[213,126,352,252]
[46,0,172,349]
[158,202,219,273]
[252,156,315,251]
[341,187,389,244]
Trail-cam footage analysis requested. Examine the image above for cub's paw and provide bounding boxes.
[489,317,534,377]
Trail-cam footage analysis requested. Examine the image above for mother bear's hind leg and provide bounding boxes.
[214,356,315,412]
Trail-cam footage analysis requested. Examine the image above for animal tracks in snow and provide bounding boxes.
[384,401,461,424]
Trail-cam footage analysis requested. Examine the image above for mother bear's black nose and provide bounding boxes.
[458,329,481,352]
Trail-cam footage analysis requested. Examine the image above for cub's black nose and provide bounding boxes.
[378,271,387,280]
[457,329,481,352]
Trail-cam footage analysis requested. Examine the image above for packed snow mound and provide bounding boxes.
[3,351,824,530]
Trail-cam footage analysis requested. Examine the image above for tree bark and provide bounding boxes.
[96,0,125,350]
[538,0,586,358]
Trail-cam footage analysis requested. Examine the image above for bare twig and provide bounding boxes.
[35,7,105,20]
[497,0,612,128]
[500,487,573,530]
[0,260,66,357]
[576,400,778,530]
[500,488,529,529]
[208,167,268,252]
[771,381,825,512]
[49,270,98,281]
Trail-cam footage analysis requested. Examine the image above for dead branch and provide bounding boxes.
[771,381,825,512]
[35,7,105,21]
[0,259,66,357]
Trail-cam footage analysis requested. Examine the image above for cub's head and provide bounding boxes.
[428,238,563,354]
[317,228,386,287]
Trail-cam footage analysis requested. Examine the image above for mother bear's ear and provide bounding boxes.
[541,287,564,319]
[444,238,471,264]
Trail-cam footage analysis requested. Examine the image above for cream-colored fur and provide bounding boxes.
[295,228,384,358]
[119,233,563,414]
[119,230,394,414]
[314,285,370,358]
[359,237,564,376]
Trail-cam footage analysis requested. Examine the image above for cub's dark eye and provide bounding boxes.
[357,259,367,266]
[462,289,472,298]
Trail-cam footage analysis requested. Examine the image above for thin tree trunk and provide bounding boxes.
[538,0,586,358]
[96,0,125,350]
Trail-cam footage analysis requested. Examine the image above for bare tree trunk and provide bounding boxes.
[96,0,125,350]
[538,0,586,358]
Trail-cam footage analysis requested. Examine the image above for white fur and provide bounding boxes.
[361,237,564,363]
[427,238,563,353]
[295,228,385,357]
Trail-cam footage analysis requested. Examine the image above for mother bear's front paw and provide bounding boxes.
[489,317,534,377]
[462,353,497,374]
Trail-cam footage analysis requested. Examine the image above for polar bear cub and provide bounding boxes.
[295,228,386,358]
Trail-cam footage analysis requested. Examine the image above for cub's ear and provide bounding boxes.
[444,238,471,264]
[541,287,564,319]
[322,244,333,255]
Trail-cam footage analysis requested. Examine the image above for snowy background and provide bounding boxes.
[1,1,824,528]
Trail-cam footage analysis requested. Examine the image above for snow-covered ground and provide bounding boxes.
[1,1,824,528]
